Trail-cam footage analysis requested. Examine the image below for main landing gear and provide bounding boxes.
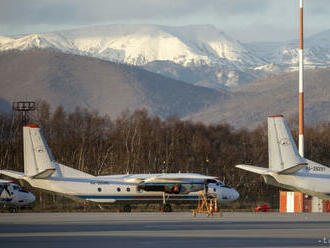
[9,207,18,213]
[120,204,132,212]
[160,192,172,212]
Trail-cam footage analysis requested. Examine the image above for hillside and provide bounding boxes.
[187,69,330,127]
[0,49,226,119]
[1,49,329,128]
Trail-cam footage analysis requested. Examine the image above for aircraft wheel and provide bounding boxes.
[9,207,18,213]
[162,204,172,212]
[121,205,132,212]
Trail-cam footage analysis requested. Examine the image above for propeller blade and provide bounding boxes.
[4,185,12,197]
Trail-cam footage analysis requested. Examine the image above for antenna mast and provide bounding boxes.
[298,0,304,157]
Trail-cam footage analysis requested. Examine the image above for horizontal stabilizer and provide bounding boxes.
[30,168,56,179]
[235,165,270,175]
[0,170,25,180]
[277,163,307,175]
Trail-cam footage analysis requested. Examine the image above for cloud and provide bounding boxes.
[1,0,330,41]
[0,0,289,26]
[0,0,204,25]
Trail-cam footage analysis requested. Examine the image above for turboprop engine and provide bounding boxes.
[137,183,184,194]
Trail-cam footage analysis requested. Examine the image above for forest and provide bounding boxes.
[1,101,329,210]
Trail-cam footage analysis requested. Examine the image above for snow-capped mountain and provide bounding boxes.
[0,25,264,66]
[247,29,330,71]
[0,24,267,89]
[1,25,330,89]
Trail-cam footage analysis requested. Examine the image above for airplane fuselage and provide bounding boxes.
[264,161,330,200]
[23,175,239,203]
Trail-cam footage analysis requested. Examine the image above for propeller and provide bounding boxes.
[2,184,12,197]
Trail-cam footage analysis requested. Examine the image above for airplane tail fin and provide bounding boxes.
[236,115,307,175]
[267,115,306,174]
[23,124,93,179]
[23,124,56,177]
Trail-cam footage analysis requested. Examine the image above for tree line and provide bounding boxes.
[0,101,329,208]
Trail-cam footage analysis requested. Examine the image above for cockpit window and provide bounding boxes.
[221,185,232,189]
[207,179,218,184]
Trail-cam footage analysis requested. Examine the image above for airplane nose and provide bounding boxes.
[232,189,239,200]
[28,193,36,204]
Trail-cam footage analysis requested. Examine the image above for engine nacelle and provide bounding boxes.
[137,183,182,194]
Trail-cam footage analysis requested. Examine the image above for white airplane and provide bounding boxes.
[0,179,35,212]
[0,124,239,212]
[236,115,330,201]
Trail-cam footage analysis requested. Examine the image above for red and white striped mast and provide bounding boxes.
[298,0,304,157]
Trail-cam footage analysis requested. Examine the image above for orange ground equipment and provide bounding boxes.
[193,192,222,216]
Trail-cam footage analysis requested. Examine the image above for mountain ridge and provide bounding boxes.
[0,49,226,119]
[1,49,329,128]
[0,24,268,89]
[2,24,330,91]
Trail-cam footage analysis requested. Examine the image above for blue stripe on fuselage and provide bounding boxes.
[75,195,199,200]
[140,182,204,185]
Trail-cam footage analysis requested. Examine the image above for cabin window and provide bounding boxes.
[126,188,130,192]
[98,187,102,192]
[117,187,121,192]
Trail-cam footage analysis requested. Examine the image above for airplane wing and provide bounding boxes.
[133,174,218,194]
[0,170,25,180]
[0,179,14,184]
[236,165,270,175]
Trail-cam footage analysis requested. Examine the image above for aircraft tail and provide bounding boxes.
[236,115,306,175]
[23,124,93,178]
[268,115,306,174]
[23,124,56,177]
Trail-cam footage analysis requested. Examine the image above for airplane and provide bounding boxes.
[0,179,35,212]
[236,115,330,201]
[0,124,239,212]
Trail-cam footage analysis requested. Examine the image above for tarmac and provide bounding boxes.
[0,212,330,248]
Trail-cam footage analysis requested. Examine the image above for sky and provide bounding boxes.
[1,0,330,42]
